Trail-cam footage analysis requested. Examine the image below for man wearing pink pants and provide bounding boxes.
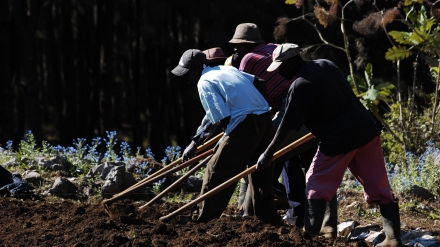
[306,136,393,204]
[257,44,402,247]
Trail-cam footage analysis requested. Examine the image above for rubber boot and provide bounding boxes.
[304,199,327,236]
[320,195,338,238]
[377,201,403,247]
[237,180,248,216]
[242,184,254,216]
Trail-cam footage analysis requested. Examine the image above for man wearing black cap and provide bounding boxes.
[172,48,281,225]
[257,43,402,246]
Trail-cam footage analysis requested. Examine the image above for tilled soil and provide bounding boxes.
[0,197,370,247]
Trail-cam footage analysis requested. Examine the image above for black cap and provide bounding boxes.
[171,49,207,76]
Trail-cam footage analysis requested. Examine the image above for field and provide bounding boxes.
[1,190,439,247]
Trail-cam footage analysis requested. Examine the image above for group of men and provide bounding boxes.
[171,23,402,247]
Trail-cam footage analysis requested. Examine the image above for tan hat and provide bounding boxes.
[229,23,265,44]
[203,47,228,64]
[267,43,300,72]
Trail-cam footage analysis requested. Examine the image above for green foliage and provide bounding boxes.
[0,141,15,164]
[384,120,440,197]
[385,6,440,62]
[16,131,40,166]
[403,0,423,6]
[381,98,440,165]
[349,63,395,115]
[0,131,204,200]
[385,46,412,62]
[161,146,181,166]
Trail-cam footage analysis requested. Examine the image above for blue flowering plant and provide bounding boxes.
[389,142,440,197]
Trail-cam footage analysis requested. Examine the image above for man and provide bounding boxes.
[257,43,402,246]
[227,22,319,225]
[172,48,281,225]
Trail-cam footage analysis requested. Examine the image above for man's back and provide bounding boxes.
[239,44,294,111]
[281,59,380,156]
[198,65,269,134]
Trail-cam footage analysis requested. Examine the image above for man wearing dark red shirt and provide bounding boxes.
[228,23,319,227]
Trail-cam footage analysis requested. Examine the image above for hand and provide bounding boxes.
[256,152,272,171]
[182,141,198,161]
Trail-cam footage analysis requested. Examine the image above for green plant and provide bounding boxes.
[16,131,39,166]
[161,146,181,166]
[388,141,440,197]
[384,2,440,123]
[0,140,15,164]
[103,131,119,162]
[427,211,440,220]
[382,97,440,165]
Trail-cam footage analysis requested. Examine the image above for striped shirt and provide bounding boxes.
[239,43,295,111]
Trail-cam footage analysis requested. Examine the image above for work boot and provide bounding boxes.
[237,180,248,216]
[304,199,327,236]
[320,195,338,238]
[242,185,254,216]
[377,201,403,247]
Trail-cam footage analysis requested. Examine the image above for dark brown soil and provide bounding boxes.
[0,191,439,247]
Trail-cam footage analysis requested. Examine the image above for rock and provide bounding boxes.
[345,201,360,209]
[408,235,439,247]
[87,163,104,177]
[23,171,42,185]
[349,224,381,240]
[123,172,136,189]
[1,158,18,167]
[402,229,433,242]
[337,220,360,238]
[409,185,435,200]
[363,230,383,243]
[182,175,203,192]
[47,177,77,198]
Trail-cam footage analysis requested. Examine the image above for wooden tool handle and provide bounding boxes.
[139,154,213,209]
[102,149,214,206]
[159,133,314,222]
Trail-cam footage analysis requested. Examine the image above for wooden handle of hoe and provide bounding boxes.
[159,132,314,222]
[102,148,214,208]
[144,132,222,183]
[101,133,222,205]
[139,154,213,209]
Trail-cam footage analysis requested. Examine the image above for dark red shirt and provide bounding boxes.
[239,43,295,111]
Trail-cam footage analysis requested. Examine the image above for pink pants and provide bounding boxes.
[305,136,394,204]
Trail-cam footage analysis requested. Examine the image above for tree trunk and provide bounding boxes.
[11,0,43,141]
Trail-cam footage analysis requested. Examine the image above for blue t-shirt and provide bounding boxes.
[198,65,270,135]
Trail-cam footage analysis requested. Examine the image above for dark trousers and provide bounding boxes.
[282,146,317,220]
[196,112,281,224]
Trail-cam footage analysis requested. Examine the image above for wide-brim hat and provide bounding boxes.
[171,49,207,76]
[229,23,265,44]
[203,47,228,64]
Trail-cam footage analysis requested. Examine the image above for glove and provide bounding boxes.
[256,152,272,171]
[182,140,198,161]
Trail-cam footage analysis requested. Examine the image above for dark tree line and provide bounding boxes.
[0,0,434,155]
[0,0,298,153]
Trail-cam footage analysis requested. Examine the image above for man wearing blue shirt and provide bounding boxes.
[172,48,281,225]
